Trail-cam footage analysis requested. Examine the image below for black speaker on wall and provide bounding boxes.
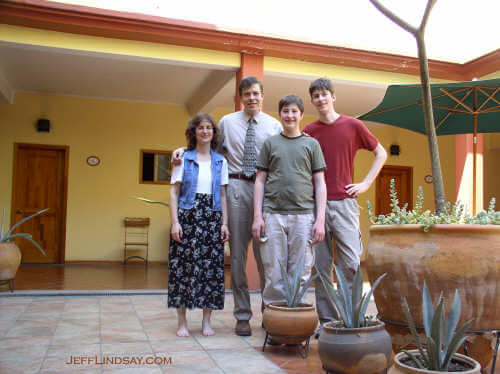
[37,119,50,132]
[390,144,400,156]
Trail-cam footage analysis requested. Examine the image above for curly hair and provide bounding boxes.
[185,113,219,151]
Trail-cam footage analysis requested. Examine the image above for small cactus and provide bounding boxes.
[366,179,499,230]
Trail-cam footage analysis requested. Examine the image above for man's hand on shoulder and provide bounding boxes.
[172,147,185,166]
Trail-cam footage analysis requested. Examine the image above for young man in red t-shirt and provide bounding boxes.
[302,78,387,336]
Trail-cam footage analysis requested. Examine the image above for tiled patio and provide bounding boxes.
[0,284,497,373]
[0,292,333,374]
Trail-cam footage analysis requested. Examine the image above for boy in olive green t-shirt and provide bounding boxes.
[252,95,327,307]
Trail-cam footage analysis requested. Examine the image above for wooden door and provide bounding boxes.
[376,165,413,216]
[11,144,69,263]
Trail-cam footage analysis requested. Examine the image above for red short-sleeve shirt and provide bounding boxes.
[303,115,379,200]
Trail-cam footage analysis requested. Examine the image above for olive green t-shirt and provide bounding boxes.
[257,133,326,214]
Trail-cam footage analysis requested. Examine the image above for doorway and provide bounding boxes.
[11,143,69,263]
[375,165,413,215]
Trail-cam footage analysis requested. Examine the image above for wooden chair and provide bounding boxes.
[123,217,150,265]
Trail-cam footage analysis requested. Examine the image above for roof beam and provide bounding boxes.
[186,70,233,117]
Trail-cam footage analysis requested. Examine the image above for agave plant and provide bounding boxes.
[402,281,473,371]
[0,207,48,255]
[279,254,318,308]
[320,265,386,328]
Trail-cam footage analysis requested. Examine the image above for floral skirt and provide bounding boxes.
[168,193,225,310]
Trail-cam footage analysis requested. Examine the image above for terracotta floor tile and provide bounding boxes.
[208,347,284,373]
[5,319,58,338]
[101,326,148,343]
[156,350,218,371]
[150,336,202,353]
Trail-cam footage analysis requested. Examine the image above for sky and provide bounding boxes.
[50,0,499,63]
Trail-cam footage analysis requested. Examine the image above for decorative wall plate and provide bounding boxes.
[86,155,100,166]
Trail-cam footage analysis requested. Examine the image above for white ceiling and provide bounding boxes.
[0,41,387,118]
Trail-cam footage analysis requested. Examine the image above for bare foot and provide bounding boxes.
[176,324,190,337]
[202,322,215,336]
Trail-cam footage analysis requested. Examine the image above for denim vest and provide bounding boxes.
[178,149,224,211]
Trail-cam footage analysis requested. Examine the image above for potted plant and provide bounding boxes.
[363,0,500,367]
[365,180,500,368]
[262,253,319,351]
[389,281,481,373]
[317,265,392,374]
[0,207,48,291]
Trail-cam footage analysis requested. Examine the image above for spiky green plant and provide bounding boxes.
[278,254,318,308]
[402,282,473,371]
[0,207,48,255]
[320,265,386,328]
[367,178,499,231]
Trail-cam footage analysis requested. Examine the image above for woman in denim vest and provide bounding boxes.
[169,113,230,337]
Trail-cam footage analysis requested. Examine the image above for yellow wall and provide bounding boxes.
[479,71,500,80]
[484,133,500,209]
[0,92,191,262]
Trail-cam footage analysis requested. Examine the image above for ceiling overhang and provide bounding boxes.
[0,0,498,82]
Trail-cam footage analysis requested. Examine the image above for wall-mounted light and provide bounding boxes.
[390,144,400,156]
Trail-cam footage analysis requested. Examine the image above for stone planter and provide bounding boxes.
[388,350,481,373]
[262,302,318,344]
[366,224,500,368]
[318,320,392,374]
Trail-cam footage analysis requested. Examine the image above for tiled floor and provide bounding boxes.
[0,292,329,374]
[1,265,498,374]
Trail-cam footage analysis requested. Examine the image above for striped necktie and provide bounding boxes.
[242,117,257,178]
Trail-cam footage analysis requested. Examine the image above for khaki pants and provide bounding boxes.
[227,179,265,321]
[314,198,363,322]
[260,213,315,306]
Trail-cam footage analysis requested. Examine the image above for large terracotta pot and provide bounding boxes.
[367,225,500,368]
[318,320,392,374]
[388,350,481,374]
[0,242,22,281]
[262,302,318,344]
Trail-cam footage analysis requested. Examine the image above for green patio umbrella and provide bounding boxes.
[358,78,500,213]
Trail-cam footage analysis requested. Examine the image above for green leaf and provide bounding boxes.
[403,297,429,367]
[353,294,365,328]
[333,265,352,327]
[290,255,306,307]
[422,281,434,337]
[443,290,461,355]
[442,319,473,369]
[430,296,445,367]
[132,197,169,207]
[10,233,47,256]
[358,272,386,328]
[6,208,50,238]
[295,272,318,307]
[351,266,363,317]
[402,350,425,369]
[279,259,292,306]
[426,336,439,370]
[319,273,350,327]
